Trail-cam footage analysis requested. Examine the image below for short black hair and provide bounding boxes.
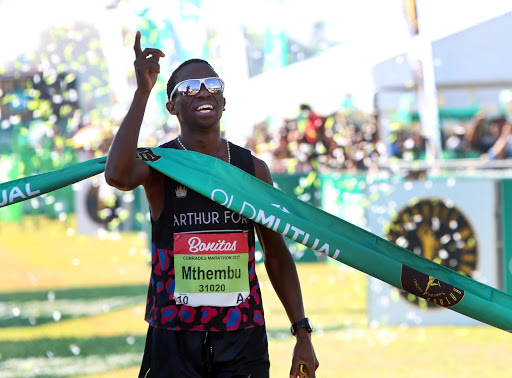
[166,58,218,101]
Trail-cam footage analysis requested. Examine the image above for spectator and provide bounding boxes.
[445,124,469,158]
[466,113,507,155]
[389,129,405,158]
[297,104,324,144]
[486,121,512,160]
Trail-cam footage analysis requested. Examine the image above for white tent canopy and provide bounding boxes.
[373,11,512,94]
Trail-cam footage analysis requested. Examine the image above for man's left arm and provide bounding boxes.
[253,156,319,377]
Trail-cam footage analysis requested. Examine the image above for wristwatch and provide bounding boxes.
[290,317,313,336]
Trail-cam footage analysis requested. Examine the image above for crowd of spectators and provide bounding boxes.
[245,103,387,174]
[245,104,512,174]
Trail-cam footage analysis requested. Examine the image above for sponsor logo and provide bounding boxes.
[210,188,341,259]
[0,184,41,207]
[386,198,477,307]
[188,236,237,253]
[401,265,464,307]
[175,185,187,198]
[136,148,162,162]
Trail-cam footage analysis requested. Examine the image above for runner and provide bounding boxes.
[105,31,318,378]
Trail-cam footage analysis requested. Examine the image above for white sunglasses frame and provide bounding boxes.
[169,77,225,100]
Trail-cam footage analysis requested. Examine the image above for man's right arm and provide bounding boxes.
[105,31,165,191]
[105,90,153,191]
[105,31,166,219]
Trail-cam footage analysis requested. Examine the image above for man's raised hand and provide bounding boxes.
[133,30,165,95]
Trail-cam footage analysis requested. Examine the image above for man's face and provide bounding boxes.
[167,63,225,130]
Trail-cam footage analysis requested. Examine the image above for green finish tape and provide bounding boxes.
[2,147,512,331]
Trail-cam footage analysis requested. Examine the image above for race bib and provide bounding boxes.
[173,231,250,307]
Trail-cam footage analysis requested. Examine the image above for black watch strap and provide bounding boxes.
[290,317,313,335]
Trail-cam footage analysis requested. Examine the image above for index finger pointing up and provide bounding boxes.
[134,31,142,57]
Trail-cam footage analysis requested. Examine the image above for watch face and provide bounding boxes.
[385,198,478,308]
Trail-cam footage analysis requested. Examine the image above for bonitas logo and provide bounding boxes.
[188,237,237,253]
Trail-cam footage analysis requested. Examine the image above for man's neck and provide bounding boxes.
[179,129,223,156]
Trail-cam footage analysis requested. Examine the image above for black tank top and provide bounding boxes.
[145,139,265,331]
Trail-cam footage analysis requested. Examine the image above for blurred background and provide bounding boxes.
[1,0,512,377]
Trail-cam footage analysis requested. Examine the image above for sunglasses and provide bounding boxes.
[169,77,224,100]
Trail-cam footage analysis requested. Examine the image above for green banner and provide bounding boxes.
[0,157,106,208]
[1,147,512,332]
